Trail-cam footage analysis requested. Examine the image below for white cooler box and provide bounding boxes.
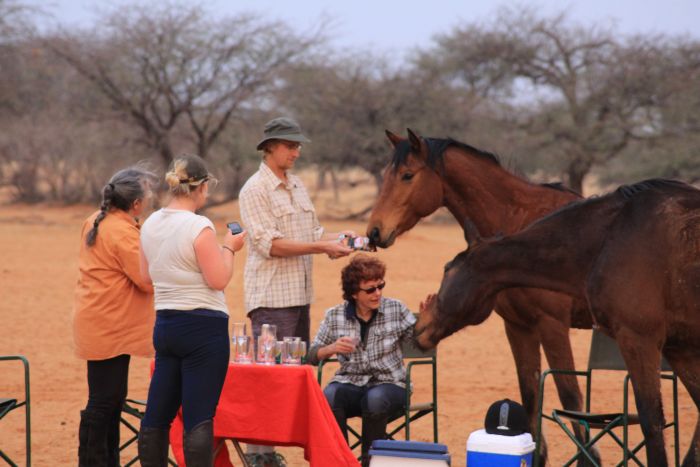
[369,440,451,467]
[466,429,535,467]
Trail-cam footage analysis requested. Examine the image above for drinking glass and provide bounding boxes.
[232,322,247,338]
[296,341,307,364]
[275,340,284,364]
[257,336,276,365]
[345,329,360,362]
[282,337,301,365]
[234,336,253,364]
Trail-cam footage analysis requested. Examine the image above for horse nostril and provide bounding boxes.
[369,227,380,244]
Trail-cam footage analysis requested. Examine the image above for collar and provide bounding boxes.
[344,298,384,321]
[259,162,299,192]
[112,208,140,228]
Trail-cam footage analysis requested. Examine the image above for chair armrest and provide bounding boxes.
[0,355,30,408]
[317,358,339,385]
[405,359,436,404]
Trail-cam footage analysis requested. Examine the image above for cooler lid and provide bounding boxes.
[466,429,535,455]
[371,439,448,454]
[369,448,451,462]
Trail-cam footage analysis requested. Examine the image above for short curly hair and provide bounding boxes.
[341,254,386,303]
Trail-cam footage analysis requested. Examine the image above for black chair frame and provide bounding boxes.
[0,355,30,467]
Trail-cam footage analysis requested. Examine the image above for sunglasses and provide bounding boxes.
[358,281,386,294]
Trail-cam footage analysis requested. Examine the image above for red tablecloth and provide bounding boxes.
[168,363,360,467]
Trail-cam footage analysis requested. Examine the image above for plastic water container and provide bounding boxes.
[466,429,535,466]
[369,440,451,466]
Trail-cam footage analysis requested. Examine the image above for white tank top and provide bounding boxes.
[140,208,228,314]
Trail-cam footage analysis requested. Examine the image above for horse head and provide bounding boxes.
[416,220,498,349]
[367,129,444,248]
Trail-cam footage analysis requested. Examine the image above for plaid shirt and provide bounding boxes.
[309,297,417,388]
[239,162,324,313]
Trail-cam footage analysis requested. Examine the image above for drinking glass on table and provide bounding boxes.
[297,341,307,364]
[257,336,276,365]
[234,336,253,364]
[275,340,284,364]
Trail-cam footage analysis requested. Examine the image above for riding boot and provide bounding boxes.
[106,406,122,467]
[137,426,170,467]
[78,409,109,467]
[183,419,214,467]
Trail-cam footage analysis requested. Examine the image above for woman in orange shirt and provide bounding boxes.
[73,167,158,467]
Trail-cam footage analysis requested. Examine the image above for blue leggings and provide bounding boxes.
[141,310,229,432]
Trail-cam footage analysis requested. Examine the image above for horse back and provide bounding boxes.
[586,183,700,339]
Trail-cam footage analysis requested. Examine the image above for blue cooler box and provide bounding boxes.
[369,440,451,466]
[466,429,535,467]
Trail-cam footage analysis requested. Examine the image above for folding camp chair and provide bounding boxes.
[0,355,30,467]
[119,398,177,466]
[534,329,679,467]
[316,339,438,453]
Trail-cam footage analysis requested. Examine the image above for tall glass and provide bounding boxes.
[232,322,248,363]
[345,329,360,362]
[232,322,247,339]
[282,337,302,365]
[234,336,253,364]
[257,336,276,365]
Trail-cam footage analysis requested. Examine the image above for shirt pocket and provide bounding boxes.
[373,325,400,351]
[270,195,295,219]
[295,191,316,213]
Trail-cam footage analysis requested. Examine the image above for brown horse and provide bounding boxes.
[418,178,700,467]
[366,129,592,463]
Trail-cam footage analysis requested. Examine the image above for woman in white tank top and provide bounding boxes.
[138,154,246,466]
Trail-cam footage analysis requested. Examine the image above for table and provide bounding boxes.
[168,363,360,467]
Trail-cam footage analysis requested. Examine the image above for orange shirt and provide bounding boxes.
[73,209,155,360]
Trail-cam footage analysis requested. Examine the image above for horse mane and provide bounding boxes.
[614,178,692,200]
[390,136,577,196]
[540,182,581,196]
[391,137,500,171]
[537,178,693,224]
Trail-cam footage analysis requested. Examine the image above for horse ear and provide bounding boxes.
[406,128,423,154]
[463,218,482,247]
[385,130,402,148]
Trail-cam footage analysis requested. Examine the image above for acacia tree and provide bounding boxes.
[418,8,678,193]
[49,3,323,166]
[278,53,472,194]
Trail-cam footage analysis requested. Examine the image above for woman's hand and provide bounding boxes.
[419,293,438,314]
[332,336,357,355]
[223,230,247,253]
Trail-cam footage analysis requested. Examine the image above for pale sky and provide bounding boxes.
[38,0,700,57]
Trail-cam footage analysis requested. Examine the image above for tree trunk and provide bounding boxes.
[566,157,592,196]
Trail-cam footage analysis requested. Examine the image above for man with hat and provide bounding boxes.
[239,117,354,465]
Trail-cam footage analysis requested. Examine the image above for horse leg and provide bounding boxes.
[616,333,668,466]
[503,319,549,464]
[663,350,700,467]
[539,317,599,467]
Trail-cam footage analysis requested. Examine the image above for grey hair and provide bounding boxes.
[86,167,158,247]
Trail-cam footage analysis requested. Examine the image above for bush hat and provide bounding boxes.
[256,117,311,150]
[484,399,529,436]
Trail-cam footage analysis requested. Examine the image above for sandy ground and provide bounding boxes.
[0,197,696,466]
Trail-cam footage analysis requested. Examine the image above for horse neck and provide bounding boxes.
[440,148,579,237]
[475,197,623,298]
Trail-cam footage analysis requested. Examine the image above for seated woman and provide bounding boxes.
[307,255,432,467]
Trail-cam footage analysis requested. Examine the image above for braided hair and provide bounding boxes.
[86,167,157,247]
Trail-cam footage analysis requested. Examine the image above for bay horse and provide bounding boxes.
[366,129,592,464]
[418,179,700,467]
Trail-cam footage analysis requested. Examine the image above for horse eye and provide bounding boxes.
[401,172,414,181]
